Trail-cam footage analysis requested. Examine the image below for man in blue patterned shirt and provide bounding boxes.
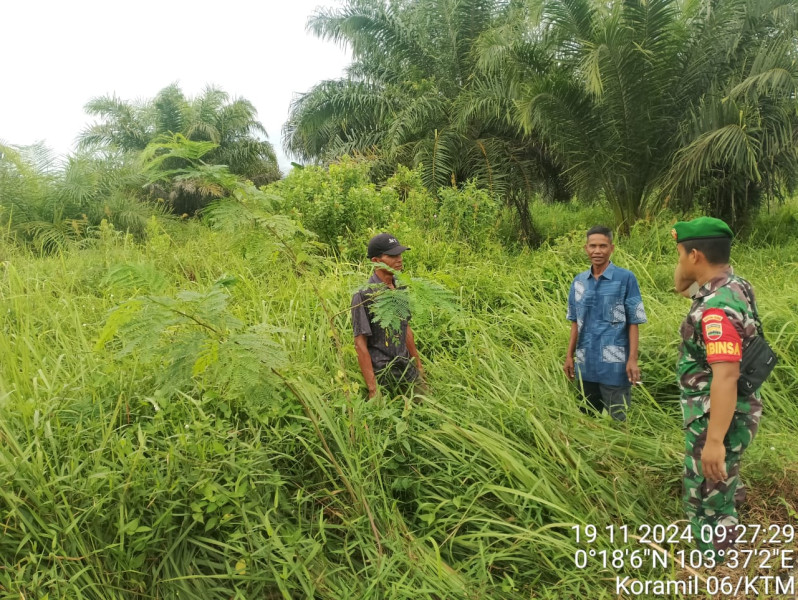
[563,226,647,421]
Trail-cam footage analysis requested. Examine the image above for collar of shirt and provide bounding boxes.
[577,261,617,281]
[368,271,397,287]
[693,267,734,299]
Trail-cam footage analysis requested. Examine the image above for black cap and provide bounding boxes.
[367,233,410,258]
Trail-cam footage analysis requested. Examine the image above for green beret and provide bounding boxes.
[671,217,733,243]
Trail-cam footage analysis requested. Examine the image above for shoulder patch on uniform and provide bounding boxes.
[701,308,742,363]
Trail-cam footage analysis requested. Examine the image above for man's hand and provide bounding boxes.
[703,361,738,482]
[368,386,380,400]
[563,356,575,380]
[701,439,728,482]
[626,359,641,384]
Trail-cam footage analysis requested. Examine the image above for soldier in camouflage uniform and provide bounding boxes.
[673,217,762,559]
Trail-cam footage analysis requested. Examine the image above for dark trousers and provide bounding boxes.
[376,361,420,396]
[578,380,631,421]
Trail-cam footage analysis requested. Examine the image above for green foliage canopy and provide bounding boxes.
[0,142,157,251]
[287,0,798,231]
[283,0,568,211]
[80,83,282,188]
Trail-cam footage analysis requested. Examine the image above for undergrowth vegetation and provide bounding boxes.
[0,174,796,597]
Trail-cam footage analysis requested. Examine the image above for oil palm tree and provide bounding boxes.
[79,84,281,188]
[138,134,240,215]
[0,142,155,251]
[514,0,798,229]
[513,0,691,229]
[284,0,567,222]
[662,0,798,226]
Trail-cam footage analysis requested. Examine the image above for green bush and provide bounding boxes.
[434,183,502,249]
[272,158,392,250]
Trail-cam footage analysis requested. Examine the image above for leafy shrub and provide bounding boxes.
[435,182,502,249]
[272,158,392,250]
[384,165,436,224]
[96,276,287,403]
[0,143,159,251]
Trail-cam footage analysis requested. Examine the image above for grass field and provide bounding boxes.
[0,200,796,599]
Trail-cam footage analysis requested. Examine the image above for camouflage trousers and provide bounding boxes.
[683,412,760,558]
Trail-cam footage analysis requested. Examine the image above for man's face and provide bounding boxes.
[372,252,404,272]
[585,234,613,268]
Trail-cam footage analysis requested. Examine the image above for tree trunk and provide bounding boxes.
[510,192,542,247]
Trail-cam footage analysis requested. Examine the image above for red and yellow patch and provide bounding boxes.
[707,341,741,356]
[671,228,678,240]
[705,322,723,340]
[701,308,742,363]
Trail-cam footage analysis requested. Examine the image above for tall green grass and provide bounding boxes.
[0,205,796,598]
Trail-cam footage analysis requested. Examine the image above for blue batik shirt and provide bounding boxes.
[566,262,647,387]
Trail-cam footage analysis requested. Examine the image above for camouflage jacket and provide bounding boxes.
[677,268,763,426]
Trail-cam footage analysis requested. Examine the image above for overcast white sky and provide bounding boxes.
[0,0,351,171]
